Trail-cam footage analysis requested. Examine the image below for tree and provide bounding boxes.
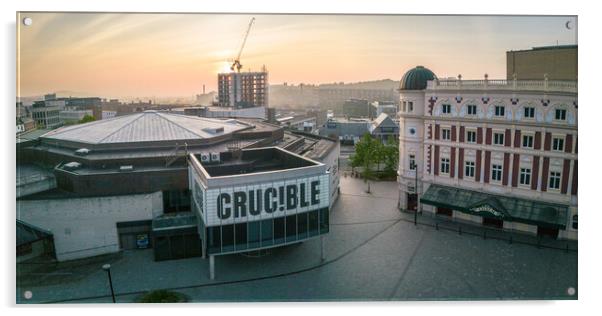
[78,114,95,124]
[350,133,373,172]
[383,137,399,176]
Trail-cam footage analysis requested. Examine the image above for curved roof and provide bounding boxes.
[399,66,437,91]
[41,111,250,145]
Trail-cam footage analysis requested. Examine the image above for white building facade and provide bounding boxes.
[397,66,577,240]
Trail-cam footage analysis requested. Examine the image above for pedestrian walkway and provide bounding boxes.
[16,177,577,303]
[398,210,578,252]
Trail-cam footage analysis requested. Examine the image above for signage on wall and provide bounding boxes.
[470,205,503,218]
[136,234,149,249]
[201,174,330,227]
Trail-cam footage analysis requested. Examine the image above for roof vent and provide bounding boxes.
[202,127,225,134]
[119,165,134,172]
[75,148,90,156]
[63,162,82,170]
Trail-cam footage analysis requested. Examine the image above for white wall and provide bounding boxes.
[17,192,163,261]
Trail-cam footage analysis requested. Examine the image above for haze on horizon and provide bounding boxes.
[17,13,576,99]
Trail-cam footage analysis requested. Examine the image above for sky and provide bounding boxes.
[17,13,577,99]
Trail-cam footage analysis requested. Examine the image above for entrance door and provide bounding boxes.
[407,193,417,212]
[436,207,453,217]
[537,226,559,239]
[482,217,503,229]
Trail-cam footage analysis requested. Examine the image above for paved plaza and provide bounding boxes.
[17,177,577,303]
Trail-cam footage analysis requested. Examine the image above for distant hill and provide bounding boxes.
[317,79,399,90]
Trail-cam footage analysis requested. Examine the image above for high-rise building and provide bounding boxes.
[397,65,577,240]
[218,70,268,108]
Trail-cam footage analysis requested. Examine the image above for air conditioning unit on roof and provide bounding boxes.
[200,153,210,163]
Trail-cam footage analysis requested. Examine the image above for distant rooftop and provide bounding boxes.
[508,44,577,53]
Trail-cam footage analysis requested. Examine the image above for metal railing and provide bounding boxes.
[399,210,577,252]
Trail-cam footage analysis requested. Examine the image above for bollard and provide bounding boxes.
[509,235,513,244]
[565,244,569,253]
[483,230,487,240]
[458,225,462,235]
[435,222,439,230]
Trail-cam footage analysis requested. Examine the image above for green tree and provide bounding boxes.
[78,114,95,124]
[350,133,373,172]
[383,137,399,175]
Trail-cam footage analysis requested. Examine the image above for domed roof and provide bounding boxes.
[399,66,437,91]
[41,111,250,145]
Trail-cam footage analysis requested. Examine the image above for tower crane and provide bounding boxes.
[230,17,255,72]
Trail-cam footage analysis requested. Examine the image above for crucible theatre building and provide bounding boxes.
[16,111,339,273]
[189,147,330,278]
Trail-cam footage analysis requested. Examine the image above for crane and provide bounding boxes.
[230,17,255,73]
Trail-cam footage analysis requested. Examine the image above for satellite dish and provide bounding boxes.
[566,20,572,30]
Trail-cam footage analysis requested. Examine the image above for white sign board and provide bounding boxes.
[196,174,329,227]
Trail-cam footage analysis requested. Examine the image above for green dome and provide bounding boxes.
[399,66,437,90]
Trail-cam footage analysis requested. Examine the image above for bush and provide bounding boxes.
[136,290,187,303]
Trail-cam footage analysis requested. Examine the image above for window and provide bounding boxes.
[408,102,414,112]
[549,171,561,190]
[319,208,329,234]
[552,137,565,151]
[465,161,475,178]
[524,107,535,119]
[261,218,274,247]
[493,132,505,146]
[466,130,476,143]
[522,135,534,148]
[297,212,308,239]
[555,109,567,121]
[409,154,416,170]
[235,223,248,251]
[274,217,285,242]
[308,210,319,237]
[572,215,578,230]
[442,104,451,114]
[491,164,502,182]
[442,128,451,140]
[519,168,531,185]
[285,214,297,242]
[440,158,450,174]
[467,105,477,115]
[495,105,505,117]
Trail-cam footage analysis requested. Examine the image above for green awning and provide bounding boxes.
[420,184,568,229]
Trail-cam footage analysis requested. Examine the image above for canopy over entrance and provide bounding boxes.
[420,184,568,229]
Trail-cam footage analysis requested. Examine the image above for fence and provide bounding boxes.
[400,210,577,253]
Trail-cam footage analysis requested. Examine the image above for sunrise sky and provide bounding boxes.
[17,13,577,98]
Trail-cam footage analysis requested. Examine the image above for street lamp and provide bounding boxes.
[410,161,419,225]
[102,263,116,303]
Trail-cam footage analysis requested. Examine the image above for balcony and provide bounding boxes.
[427,79,577,94]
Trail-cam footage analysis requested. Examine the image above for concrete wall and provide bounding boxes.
[17,192,163,261]
[507,47,577,81]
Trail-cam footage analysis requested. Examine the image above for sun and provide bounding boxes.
[218,61,233,74]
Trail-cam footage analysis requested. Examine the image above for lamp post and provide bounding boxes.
[411,161,419,225]
[102,264,116,303]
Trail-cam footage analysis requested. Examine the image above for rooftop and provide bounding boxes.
[40,111,252,145]
[426,78,577,93]
[194,147,319,178]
